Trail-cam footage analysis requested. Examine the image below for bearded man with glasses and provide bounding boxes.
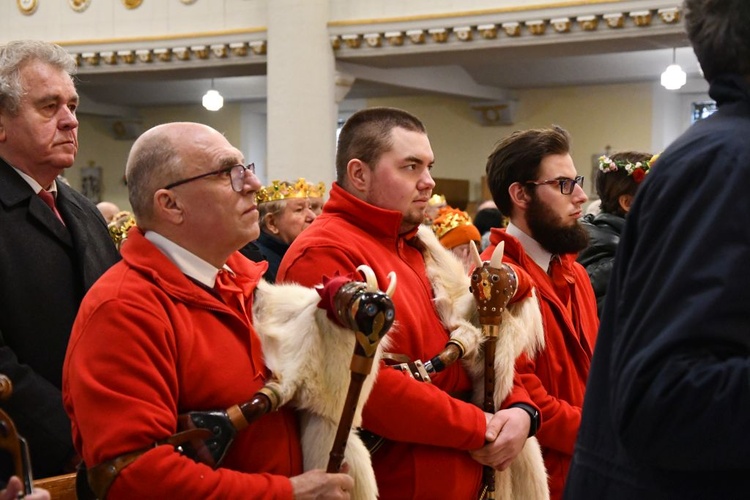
[482,125,598,500]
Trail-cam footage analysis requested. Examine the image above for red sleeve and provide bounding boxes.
[362,368,486,450]
[109,447,293,500]
[508,263,533,302]
[501,373,541,421]
[64,300,295,500]
[515,353,580,454]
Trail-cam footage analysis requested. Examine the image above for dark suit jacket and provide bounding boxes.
[0,158,120,478]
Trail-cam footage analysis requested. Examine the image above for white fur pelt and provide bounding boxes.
[418,226,550,500]
[253,279,390,500]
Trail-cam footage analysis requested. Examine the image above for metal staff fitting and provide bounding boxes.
[468,241,518,500]
[327,265,396,473]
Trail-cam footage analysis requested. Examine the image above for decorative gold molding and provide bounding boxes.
[551,17,572,33]
[249,41,266,55]
[17,0,38,16]
[385,31,404,46]
[525,20,546,36]
[406,30,426,44]
[329,5,683,54]
[117,50,136,64]
[603,13,624,29]
[191,45,210,60]
[428,28,449,43]
[153,48,172,62]
[657,7,680,24]
[477,24,497,40]
[454,27,473,42]
[211,44,228,58]
[69,0,91,13]
[364,33,382,48]
[342,34,362,49]
[100,51,118,65]
[122,0,143,9]
[230,42,249,57]
[629,10,652,27]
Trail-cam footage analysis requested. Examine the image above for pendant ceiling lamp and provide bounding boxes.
[661,48,687,90]
[202,79,224,111]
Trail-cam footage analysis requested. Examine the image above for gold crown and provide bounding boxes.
[306,179,326,198]
[431,207,473,240]
[428,193,447,207]
[256,178,327,203]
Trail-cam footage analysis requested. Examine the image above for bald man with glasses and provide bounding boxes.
[62,122,353,499]
[482,125,598,500]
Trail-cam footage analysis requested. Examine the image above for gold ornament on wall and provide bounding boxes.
[69,0,91,13]
[122,0,143,9]
[17,0,39,15]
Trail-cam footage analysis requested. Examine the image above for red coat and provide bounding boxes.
[279,184,534,499]
[483,228,598,500]
[63,229,300,499]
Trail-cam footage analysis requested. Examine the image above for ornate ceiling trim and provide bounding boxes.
[59,28,267,74]
[61,2,683,75]
[329,4,683,54]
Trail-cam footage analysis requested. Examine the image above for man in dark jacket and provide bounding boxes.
[0,40,119,480]
[577,151,654,316]
[565,0,750,497]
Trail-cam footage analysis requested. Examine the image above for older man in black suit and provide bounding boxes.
[0,40,119,480]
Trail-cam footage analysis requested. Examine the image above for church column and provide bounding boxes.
[266,0,337,185]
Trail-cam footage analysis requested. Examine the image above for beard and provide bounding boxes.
[526,194,589,255]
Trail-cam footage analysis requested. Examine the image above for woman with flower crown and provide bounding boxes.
[576,151,656,316]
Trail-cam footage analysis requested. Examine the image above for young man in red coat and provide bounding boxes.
[279,107,541,499]
[482,125,599,500]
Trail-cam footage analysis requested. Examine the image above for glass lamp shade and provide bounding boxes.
[202,89,224,111]
[661,63,687,90]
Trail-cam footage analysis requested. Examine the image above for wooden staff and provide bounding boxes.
[469,242,517,500]
[327,266,395,473]
[0,374,35,496]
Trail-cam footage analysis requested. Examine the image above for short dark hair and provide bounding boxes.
[485,125,571,217]
[684,0,750,81]
[596,151,652,217]
[336,107,426,185]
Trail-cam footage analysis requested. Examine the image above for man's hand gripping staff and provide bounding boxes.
[469,241,518,500]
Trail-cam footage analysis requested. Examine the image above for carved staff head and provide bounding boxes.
[469,241,518,326]
[320,266,396,358]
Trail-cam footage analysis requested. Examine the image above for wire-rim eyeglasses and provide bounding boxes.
[163,163,256,193]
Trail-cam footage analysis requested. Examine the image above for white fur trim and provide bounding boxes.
[253,279,388,500]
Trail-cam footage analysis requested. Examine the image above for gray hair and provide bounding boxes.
[125,131,182,226]
[0,40,77,115]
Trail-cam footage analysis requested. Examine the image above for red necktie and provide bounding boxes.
[214,269,247,315]
[37,189,65,225]
[548,256,572,312]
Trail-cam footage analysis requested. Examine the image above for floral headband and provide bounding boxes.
[597,153,660,183]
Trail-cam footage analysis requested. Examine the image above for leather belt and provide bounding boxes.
[84,428,212,499]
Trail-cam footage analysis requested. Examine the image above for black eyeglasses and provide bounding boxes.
[525,175,584,195]
[163,163,255,193]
